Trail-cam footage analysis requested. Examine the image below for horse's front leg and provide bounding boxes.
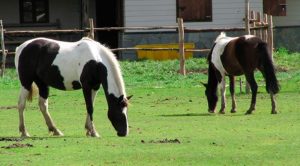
[18,87,30,137]
[270,93,277,114]
[219,77,226,114]
[229,76,237,113]
[83,87,100,137]
[245,73,258,115]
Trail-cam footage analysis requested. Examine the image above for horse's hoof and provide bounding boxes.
[53,129,64,136]
[245,111,252,115]
[86,130,100,138]
[21,132,30,138]
[91,132,100,138]
[219,110,225,114]
[231,109,237,113]
[271,110,277,114]
[208,110,215,113]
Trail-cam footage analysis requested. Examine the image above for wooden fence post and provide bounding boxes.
[0,20,7,77]
[257,12,263,39]
[88,18,95,39]
[177,18,186,75]
[250,10,256,36]
[245,0,250,35]
[267,15,274,59]
[263,14,268,43]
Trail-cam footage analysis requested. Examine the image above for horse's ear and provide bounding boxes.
[126,95,133,100]
[201,82,208,88]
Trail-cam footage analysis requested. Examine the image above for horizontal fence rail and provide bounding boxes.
[1,13,273,78]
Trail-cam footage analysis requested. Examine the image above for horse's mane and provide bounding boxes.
[207,32,227,62]
[215,32,227,43]
[97,43,126,96]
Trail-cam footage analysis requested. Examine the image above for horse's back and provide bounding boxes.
[235,36,264,71]
[15,37,102,90]
[222,35,264,75]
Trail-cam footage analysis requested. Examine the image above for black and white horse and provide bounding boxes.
[203,32,279,114]
[15,37,131,137]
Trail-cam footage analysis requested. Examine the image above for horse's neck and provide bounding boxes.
[208,63,220,90]
[105,67,126,97]
[100,49,126,98]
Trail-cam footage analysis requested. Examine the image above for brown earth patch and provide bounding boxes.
[1,143,33,149]
[0,137,24,142]
[0,106,18,110]
[141,138,181,144]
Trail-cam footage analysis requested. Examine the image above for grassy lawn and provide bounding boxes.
[0,49,299,165]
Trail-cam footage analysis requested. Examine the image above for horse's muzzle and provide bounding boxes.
[208,109,215,113]
[117,132,128,137]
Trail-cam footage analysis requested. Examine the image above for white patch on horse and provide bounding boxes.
[212,32,237,76]
[122,107,129,136]
[50,38,100,90]
[244,35,255,40]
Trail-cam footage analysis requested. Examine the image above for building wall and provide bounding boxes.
[0,0,81,29]
[121,0,300,59]
[0,0,19,24]
[273,0,300,27]
[49,0,81,29]
[125,0,263,31]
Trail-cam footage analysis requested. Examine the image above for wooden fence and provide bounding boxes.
[0,13,274,78]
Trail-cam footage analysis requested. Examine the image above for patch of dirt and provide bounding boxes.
[276,66,289,72]
[0,106,18,110]
[1,143,33,149]
[0,137,24,142]
[141,138,181,144]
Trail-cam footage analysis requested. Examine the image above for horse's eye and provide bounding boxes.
[120,100,128,107]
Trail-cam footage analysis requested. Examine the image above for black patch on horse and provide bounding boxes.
[18,39,66,91]
[80,60,106,121]
[80,60,104,91]
[72,81,82,90]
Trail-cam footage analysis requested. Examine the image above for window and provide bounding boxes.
[20,0,49,23]
[263,0,287,16]
[177,0,212,22]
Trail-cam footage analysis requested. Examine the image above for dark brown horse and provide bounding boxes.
[203,32,279,114]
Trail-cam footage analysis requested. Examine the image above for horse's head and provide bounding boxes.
[202,82,218,113]
[107,94,132,137]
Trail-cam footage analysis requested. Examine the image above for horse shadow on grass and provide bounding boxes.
[0,136,88,142]
[160,113,214,117]
[160,112,248,117]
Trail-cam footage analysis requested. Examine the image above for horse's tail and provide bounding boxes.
[258,42,280,94]
[27,83,38,102]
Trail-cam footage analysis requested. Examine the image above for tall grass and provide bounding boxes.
[121,58,208,88]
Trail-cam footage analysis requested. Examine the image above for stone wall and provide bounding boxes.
[274,27,300,52]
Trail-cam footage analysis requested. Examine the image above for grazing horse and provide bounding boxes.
[15,37,131,137]
[203,32,279,114]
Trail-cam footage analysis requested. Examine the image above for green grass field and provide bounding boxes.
[0,49,299,165]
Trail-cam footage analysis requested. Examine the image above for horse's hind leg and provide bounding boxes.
[18,87,30,137]
[36,81,63,136]
[229,76,237,113]
[245,73,258,114]
[270,93,277,114]
[83,87,99,137]
[38,97,63,136]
